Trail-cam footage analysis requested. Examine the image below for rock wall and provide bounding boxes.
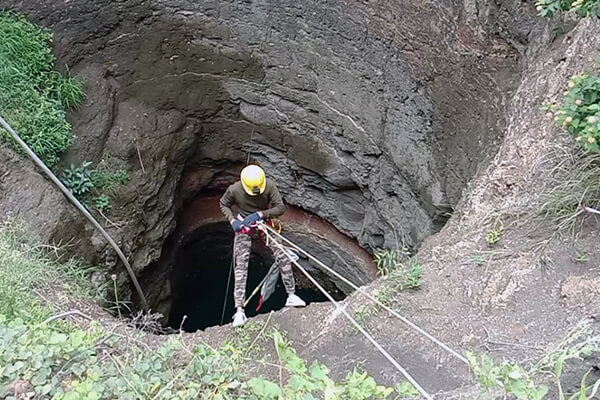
[1,0,532,283]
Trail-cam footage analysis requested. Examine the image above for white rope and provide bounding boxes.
[0,114,148,310]
[260,222,468,365]
[583,205,600,215]
[258,225,433,400]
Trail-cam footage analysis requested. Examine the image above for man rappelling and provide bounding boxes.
[219,164,306,327]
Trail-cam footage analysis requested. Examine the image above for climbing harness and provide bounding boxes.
[259,222,468,365]
[257,223,434,400]
[231,217,294,311]
[0,115,149,310]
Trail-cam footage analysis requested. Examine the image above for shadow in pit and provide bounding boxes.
[168,222,332,332]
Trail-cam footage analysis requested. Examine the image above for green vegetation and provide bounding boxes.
[543,61,600,154]
[0,318,417,400]
[0,11,84,167]
[486,220,505,246]
[374,252,423,306]
[469,320,600,399]
[92,195,112,213]
[61,160,129,212]
[250,330,417,400]
[61,161,95,198]
[536,0,600,17]
[539,146,600,234]
[0,221,97,324]
[574,251,588,262]
[539,60,600,233]
[471,254,487,267]
[404,261,423,289]
[374,247,411,277]
[353,305,378,328]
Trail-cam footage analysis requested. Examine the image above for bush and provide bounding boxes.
[543,61,600,154]
[536,0,600,17]
[0,11,84,167]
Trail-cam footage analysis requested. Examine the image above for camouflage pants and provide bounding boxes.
[233,231,295,308]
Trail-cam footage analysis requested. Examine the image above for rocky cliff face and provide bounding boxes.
[0,0,542,323]
[1,0,530,259]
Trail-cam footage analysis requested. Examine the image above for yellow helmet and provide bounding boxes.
[240,165,266,196]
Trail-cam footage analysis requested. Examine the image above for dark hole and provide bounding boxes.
[167,222,337,332]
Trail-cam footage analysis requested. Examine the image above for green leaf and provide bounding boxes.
[247,377,281,399]
[310,362,328,381]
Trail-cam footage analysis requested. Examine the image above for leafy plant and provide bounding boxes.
[376,284,394,306]
[0,314,412,400]
[61,161,94,198]
[92,195,111,212]
[61,160,129,212]
[535,0,600,17]
[0,317,248,400]
[543,63,600,154]
[0,11,84,166]
[375,257,424,306]
[467,352,548,399]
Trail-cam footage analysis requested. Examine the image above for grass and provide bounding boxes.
[0,220,97,324]
[0,11,84,167]
[539,145,600,237]
[374,253,423,307]
[575,251,588,262]
[353,305,378,328]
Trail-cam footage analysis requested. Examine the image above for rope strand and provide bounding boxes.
[259,222,468,365]
[258,225,433,400]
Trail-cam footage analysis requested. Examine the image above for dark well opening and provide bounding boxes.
[167,222,344,332]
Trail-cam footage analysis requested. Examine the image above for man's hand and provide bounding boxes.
[242,212,262,227]
[231,220,244,232]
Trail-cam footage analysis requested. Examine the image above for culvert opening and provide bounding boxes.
[166,221,342,332]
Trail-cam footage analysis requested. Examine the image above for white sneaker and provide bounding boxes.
[285,293,306,307]
[232,310,247,327]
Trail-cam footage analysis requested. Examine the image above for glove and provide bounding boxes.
[231,220,244,232]
[242,212,262,227]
